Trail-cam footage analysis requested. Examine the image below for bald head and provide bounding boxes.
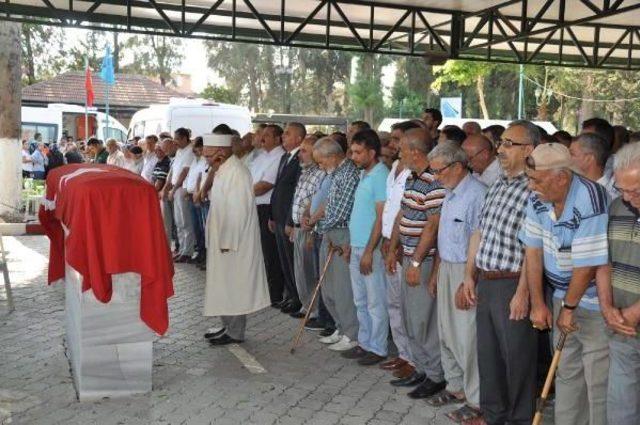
[463,121,482,136]
[462,134,496,174]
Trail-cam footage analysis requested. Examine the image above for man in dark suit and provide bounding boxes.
[269,122,305,315]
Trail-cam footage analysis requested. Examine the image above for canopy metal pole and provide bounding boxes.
[518,64,524,119]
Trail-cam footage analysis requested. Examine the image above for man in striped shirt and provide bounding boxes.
[462,120,538,425]
[599,142,640,425]
[386,127,446,399]
[523,143,610,425]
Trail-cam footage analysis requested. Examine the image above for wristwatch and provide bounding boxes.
[561,299,577,311]
[411,259,421,268]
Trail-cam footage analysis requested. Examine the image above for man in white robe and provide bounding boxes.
[202,133,271,345]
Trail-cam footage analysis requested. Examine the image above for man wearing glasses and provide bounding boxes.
[522,143,610,425]
[462,134,501,188]
[599,142,640,425]
[461,120,538,425]
[427,141,487,423]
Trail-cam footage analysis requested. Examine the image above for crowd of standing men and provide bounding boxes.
[36,110,640,425]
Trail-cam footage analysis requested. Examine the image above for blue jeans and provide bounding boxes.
[200,201,210,227]
[349,246,389,356]
[188,198,205,257]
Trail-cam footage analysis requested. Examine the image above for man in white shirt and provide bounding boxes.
[184,137,208,264]
[22,140,33,178]
[105,138,126,168]
[249,124,287,305]
[165,128,196,263]
[141,135,159,183]
[570,133,619,200]
[378,124,415,376]
[462,134,502,187]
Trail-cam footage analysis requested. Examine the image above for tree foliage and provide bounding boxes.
[201,83,237,104]
[20,24,68,85]
[123,35,183,86]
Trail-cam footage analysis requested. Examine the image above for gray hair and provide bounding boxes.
[509,120,541,146]
[313,137,343,157]
[428,141,468,166]
[574,133,609,168]
[614,142,640,172]
[404,128,432,154]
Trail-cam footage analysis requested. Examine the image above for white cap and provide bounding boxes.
[203,134,232,147]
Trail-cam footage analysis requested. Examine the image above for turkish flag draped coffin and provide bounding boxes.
[39,164,175,335]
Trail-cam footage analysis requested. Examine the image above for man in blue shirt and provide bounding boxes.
[522,143,610,425]
[343,129,390,366]
[430,141,486,421]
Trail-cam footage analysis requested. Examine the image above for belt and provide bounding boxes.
[479,270,521,281]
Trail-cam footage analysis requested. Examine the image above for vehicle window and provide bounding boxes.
[21,122,58,144]
[103,127,126,142]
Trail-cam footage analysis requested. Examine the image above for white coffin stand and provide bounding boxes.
[64,263,154,400]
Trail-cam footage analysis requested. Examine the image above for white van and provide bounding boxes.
[127,98,253,139]
[21,103,128,144]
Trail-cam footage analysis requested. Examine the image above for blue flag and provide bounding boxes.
[99,44,115,85]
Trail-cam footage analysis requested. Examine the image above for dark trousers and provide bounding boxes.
[313,234,334,328]
[257,205,285,303]
[188,197,205,258]
[275,222,299,304]
[477,277,537,425]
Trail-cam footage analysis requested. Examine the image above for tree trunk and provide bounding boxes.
[113,32,120,73]
[476,75,489,119]
[580,73,595,123]
[23,26,36,85]
[0,22,23,220]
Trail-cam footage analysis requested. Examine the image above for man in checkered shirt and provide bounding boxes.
[314,137,361,352]
[461,120,539,425]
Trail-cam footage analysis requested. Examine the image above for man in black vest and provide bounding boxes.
[269,122,305,315]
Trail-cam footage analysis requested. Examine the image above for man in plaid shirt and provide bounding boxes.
[313,137,361,352]
[290,135,325,324]
[461,120,539,425]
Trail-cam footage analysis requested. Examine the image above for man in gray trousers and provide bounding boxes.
[386,128,446,400]
[313,137,360,352]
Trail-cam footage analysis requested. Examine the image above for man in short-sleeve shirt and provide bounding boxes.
[387,127,446,399]
[523,143,610,425]
[248,125,286,304]
[344,130,390,365]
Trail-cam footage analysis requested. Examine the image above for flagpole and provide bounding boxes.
[106,81,110,139]
[85,55,89,142]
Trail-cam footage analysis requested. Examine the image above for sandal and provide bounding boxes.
[445,404,483,423]
[426,390,465,407]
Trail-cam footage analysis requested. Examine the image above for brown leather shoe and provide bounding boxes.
[379,357,407,371]
[392,363,415,379]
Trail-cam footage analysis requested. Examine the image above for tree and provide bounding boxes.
[21,23,68,85]
[432,60,495,119]
[124,35,183,86]
[348,53,390,125]
[201,83,237,104]
[388,57,436,118]
[66,30,111,71]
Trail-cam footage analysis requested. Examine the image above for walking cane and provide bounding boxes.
[532,331,568,425]
[290,244,343,354]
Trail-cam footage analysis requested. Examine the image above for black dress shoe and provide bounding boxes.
[340,346,368,359]
[209,334,243,346]
[304,318,325,331]
[390,371,426,387]
[289,311,305,319]
[282,301,302,314]
[278,299,293,310]
[271,299,285,308]
[204,328,226,339]
[320,327,336,337]
[357,352,386,366]
[407,378,447,399]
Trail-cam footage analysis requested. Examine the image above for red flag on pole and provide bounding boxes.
[85,65,94,107]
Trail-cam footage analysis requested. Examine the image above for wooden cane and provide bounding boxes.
[532,331,568,425]
[289,245,343,354]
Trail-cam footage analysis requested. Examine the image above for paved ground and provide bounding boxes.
[0,236,554,425]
